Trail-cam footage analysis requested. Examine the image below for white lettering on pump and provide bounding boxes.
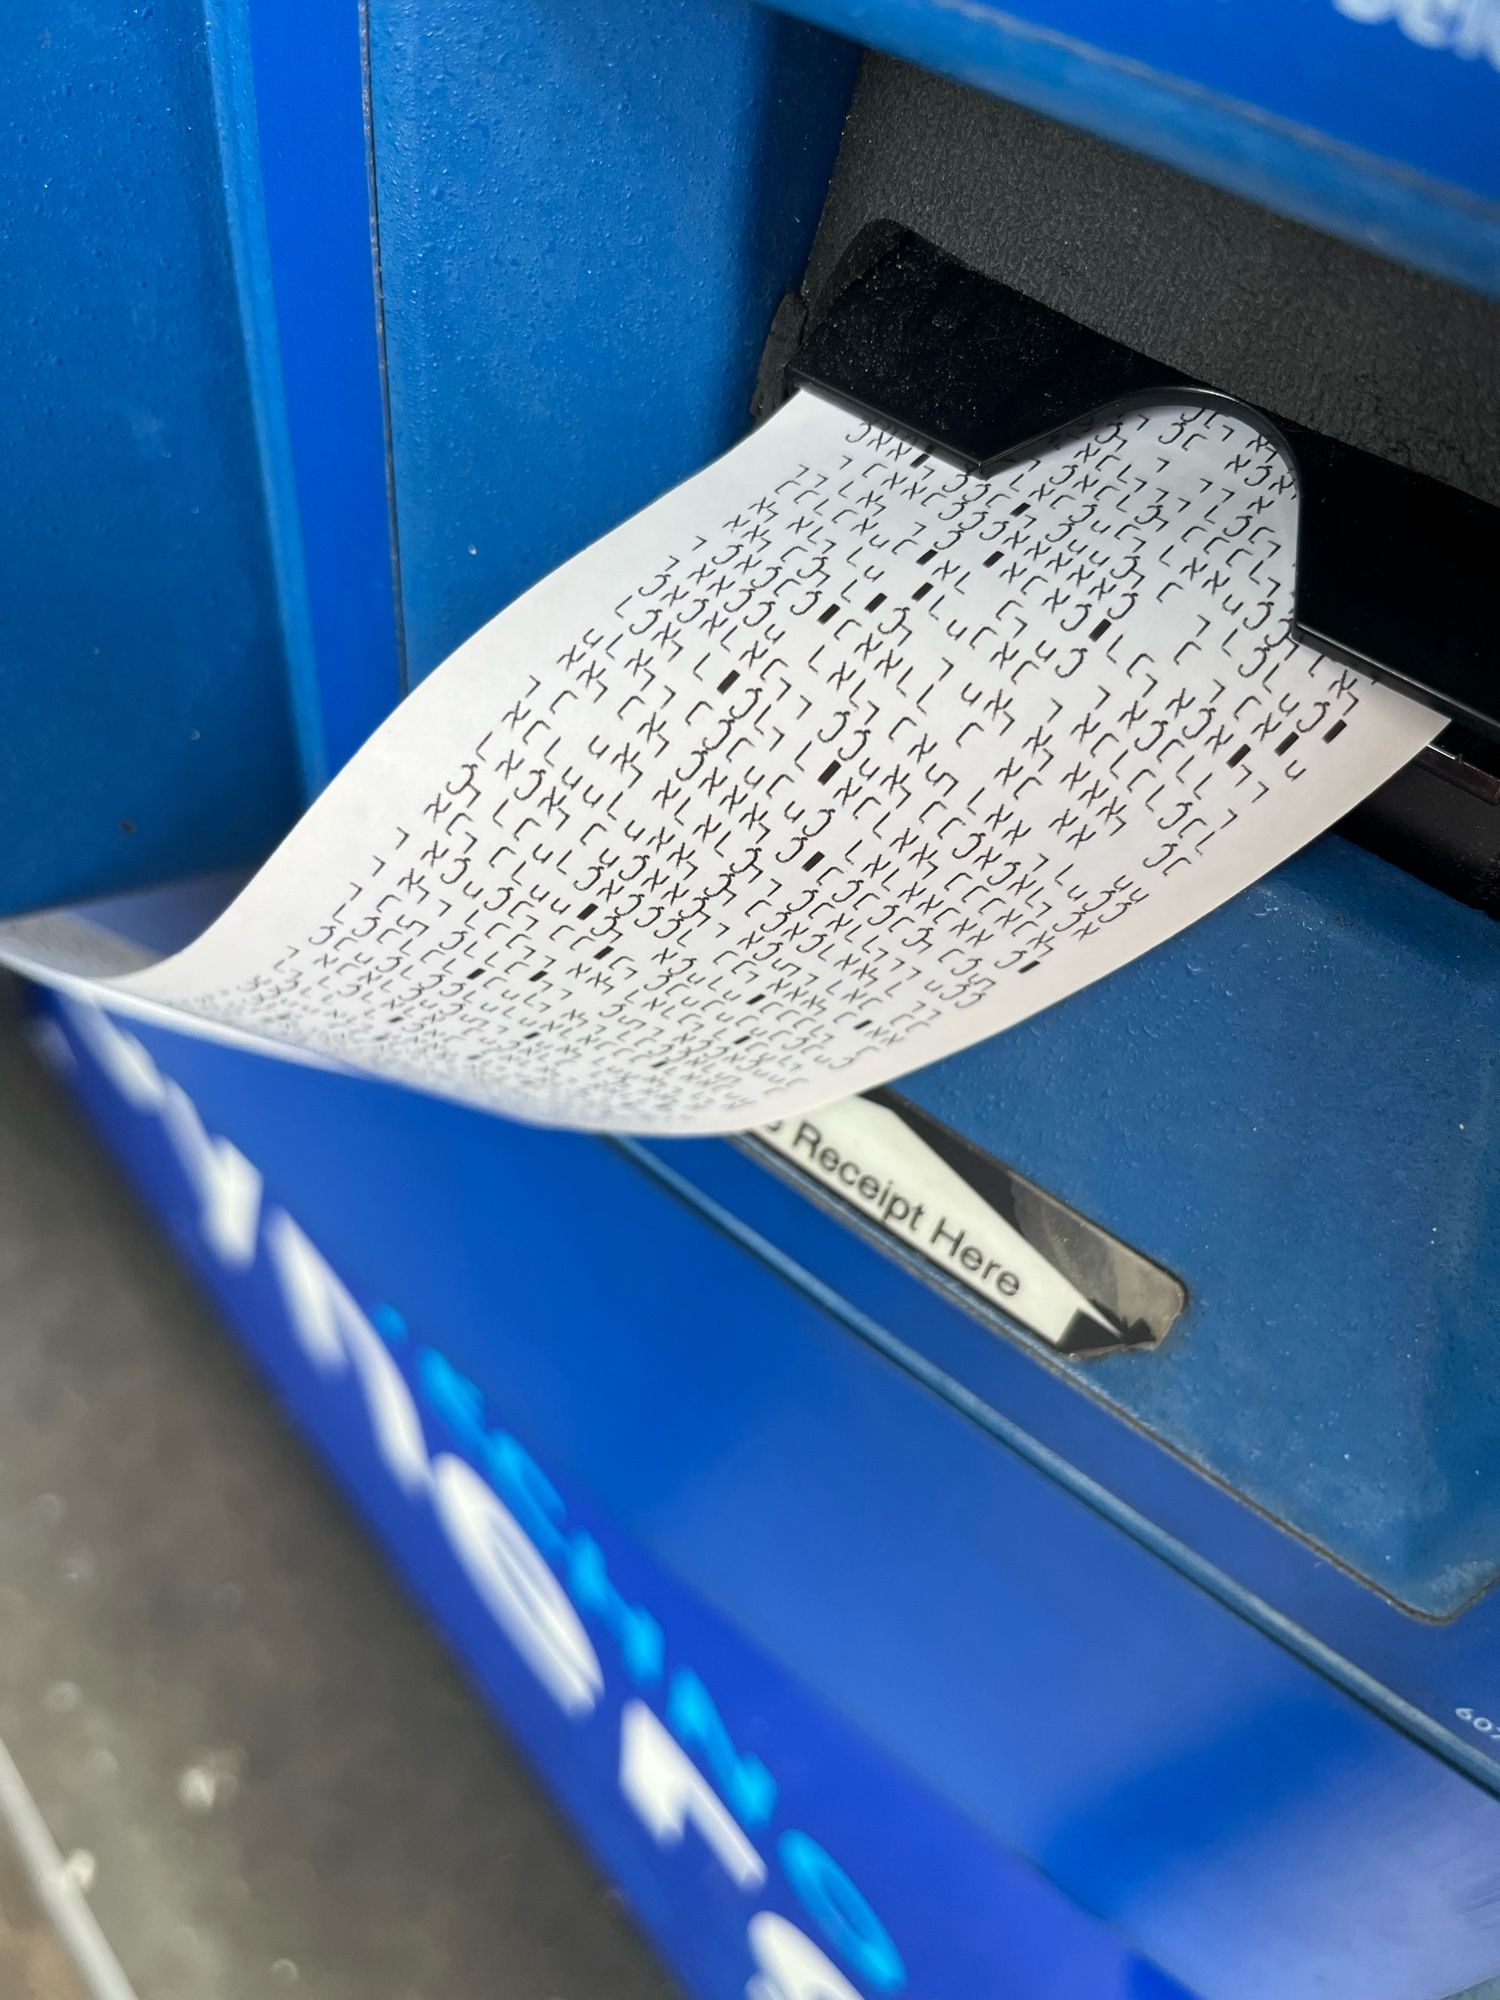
[265,1212,607,1721]
[63,998,264,1266]
[433,1452,604,1719]
[265,1209,431,1496]
[158,1082,263,1268]
[1333,0,1500,64]
[620,1698,768,1891]
[747,1912,863,2000]
[62,997,165,1111]
[60,999,899,1999]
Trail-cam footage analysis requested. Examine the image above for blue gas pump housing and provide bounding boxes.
[5,4,1500,1996]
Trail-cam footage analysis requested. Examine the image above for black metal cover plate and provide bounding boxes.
[788,225,1500,741]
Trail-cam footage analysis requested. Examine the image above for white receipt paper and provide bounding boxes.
[0,393,1439,1135]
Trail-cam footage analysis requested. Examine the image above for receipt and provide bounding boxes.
[0,393,1439,1134]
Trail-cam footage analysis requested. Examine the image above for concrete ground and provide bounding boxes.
[0,980,676,2000]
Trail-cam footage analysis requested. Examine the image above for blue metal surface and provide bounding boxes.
[767,0,1500,293]
[650,833,1500,1623]
[41,988,1500,2000]
[0,0,300,916]
[365,0,857,679]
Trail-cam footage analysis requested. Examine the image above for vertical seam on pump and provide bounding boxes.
[359,0,411,698]
[199,0,330,798]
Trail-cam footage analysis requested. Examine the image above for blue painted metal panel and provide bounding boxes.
[628,832,1500,1785]
[39,989,1500,2000]
[365,0,857,679]
[767,0,1500,293]
[0,0,300,916]
[648,834,1500,1623]
[642,1104,1500,1796]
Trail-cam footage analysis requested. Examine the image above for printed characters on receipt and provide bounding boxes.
[0,394,1439,1134]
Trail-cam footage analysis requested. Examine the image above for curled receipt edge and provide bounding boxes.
[0,393,1440,1136]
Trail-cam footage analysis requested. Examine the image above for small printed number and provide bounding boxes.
[1457,1708,1500,1736]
